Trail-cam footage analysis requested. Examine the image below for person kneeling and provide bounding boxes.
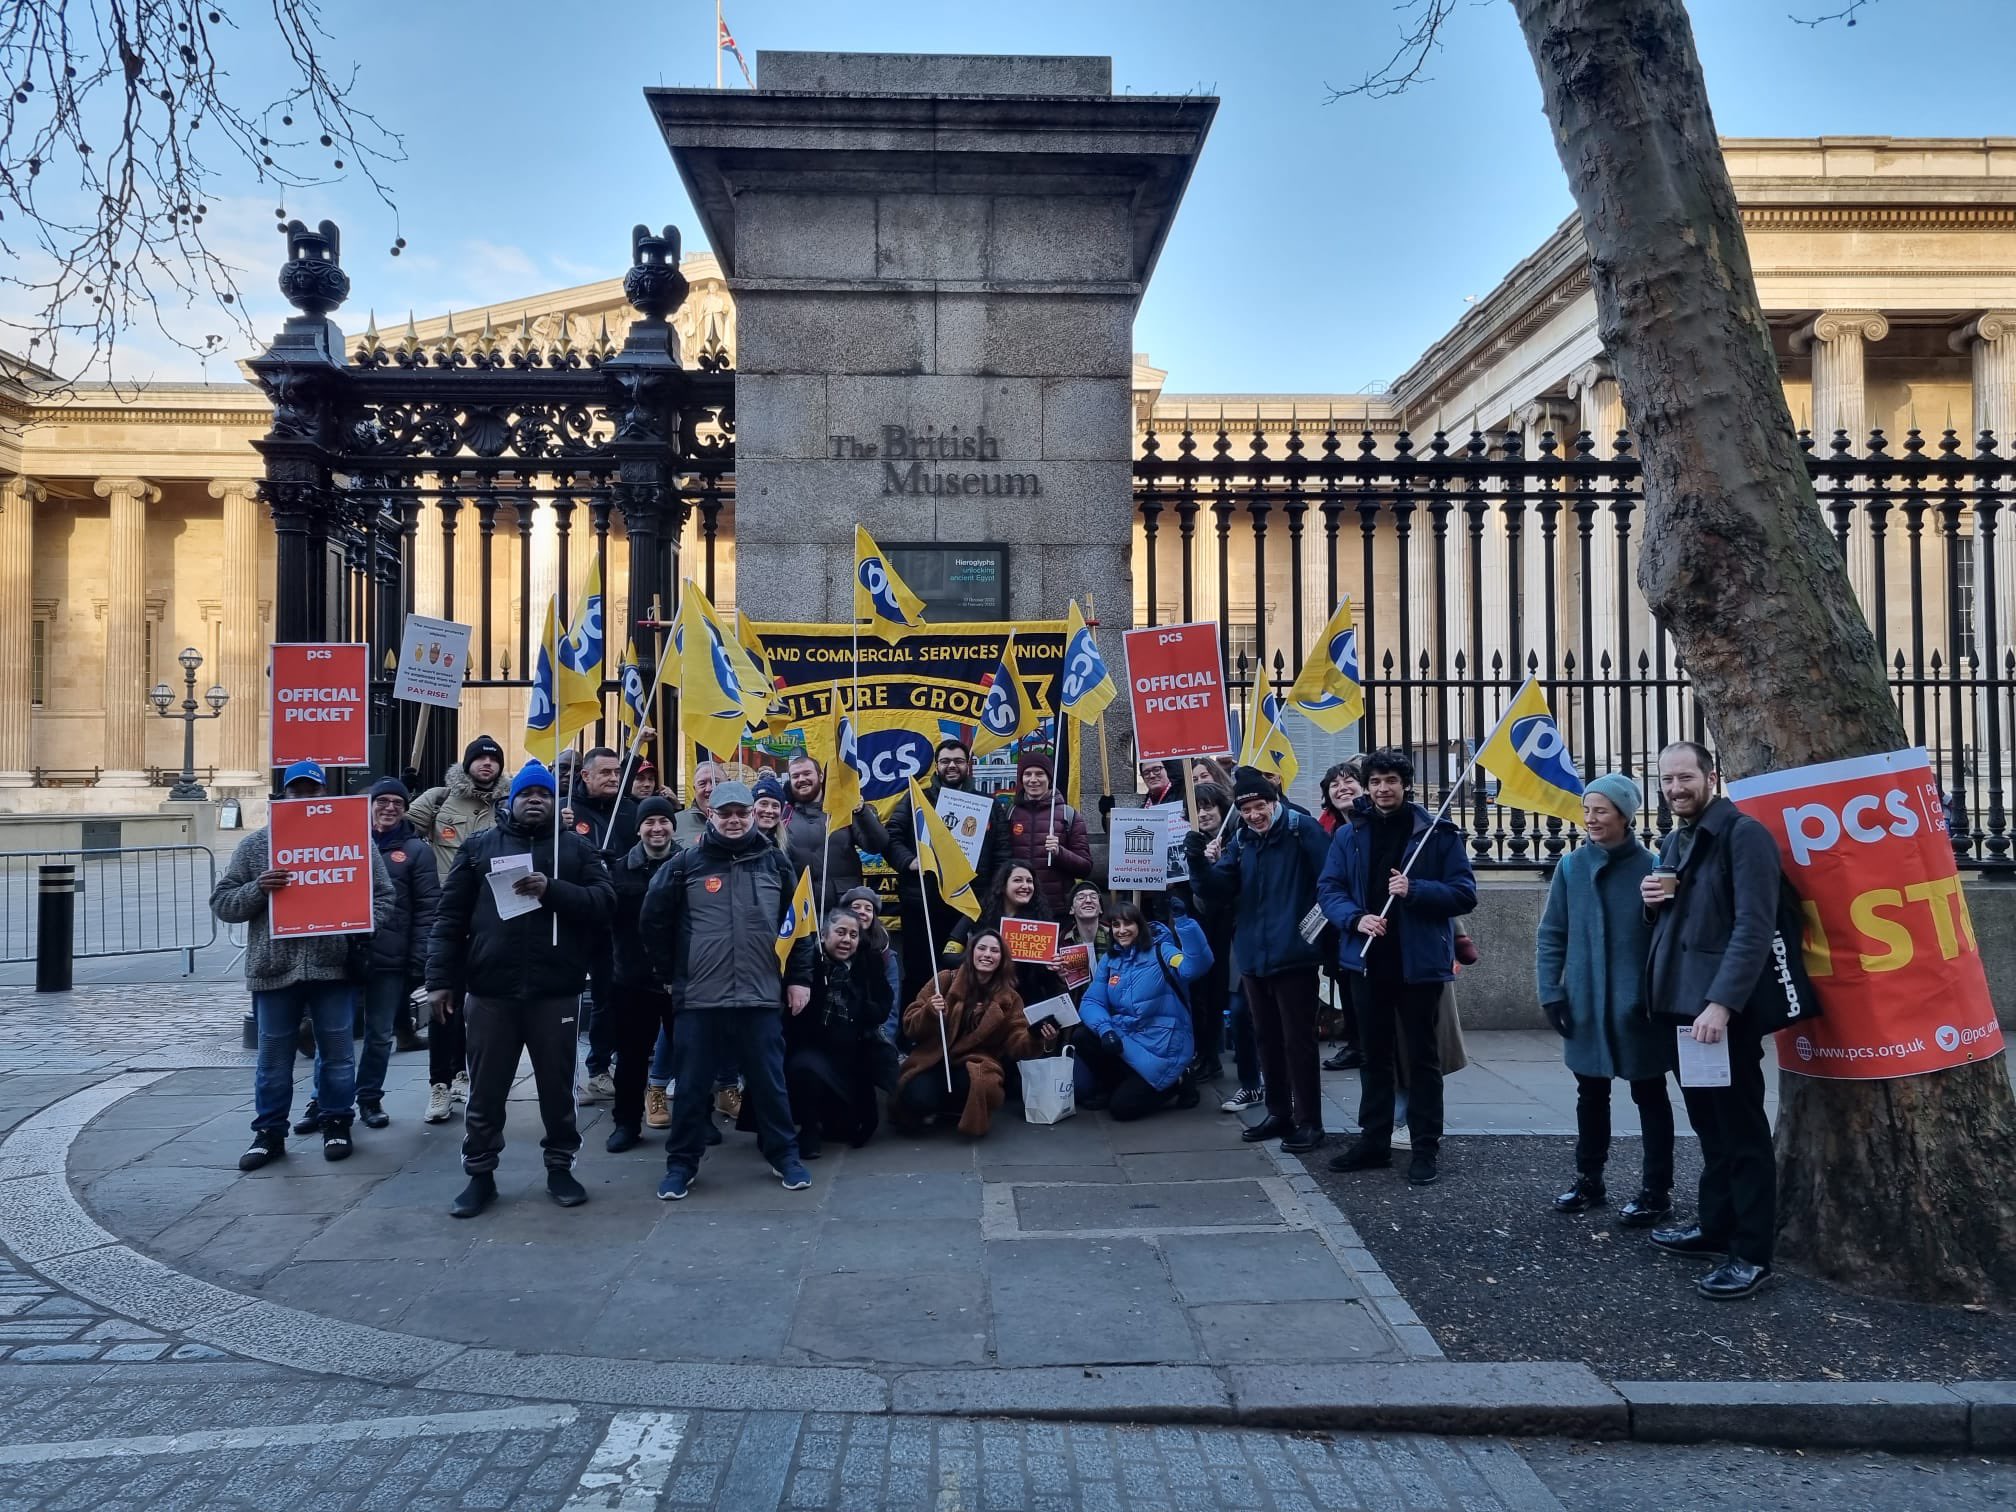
[779,910,898,1158]
[894,929,1056,1136]
[1077,902,1212,1121]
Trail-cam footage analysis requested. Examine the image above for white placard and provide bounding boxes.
[1023,993,1083,1029]
[1676,1028,1732,1088]
[1108,810,1169,892]
[393,614,474,708]
[486,852,542,921]
[1152,801,1191,883]
[934,786,994,869]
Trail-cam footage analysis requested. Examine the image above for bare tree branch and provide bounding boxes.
[1788,0,1876,25]
[1324,0,1461,101]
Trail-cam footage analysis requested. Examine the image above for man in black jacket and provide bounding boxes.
[883,739,1009,1005]
[1641,740,1784,1300]
[639,780,816,1201]
[606,795,681,1153]
[782,751,884,904]
[356,778,440,1129]
[426,760,616,1218]
[565,745,638,1103]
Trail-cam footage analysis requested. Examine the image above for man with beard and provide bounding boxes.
[563,745,638,1103]
[781,750,885,903]
[605,795,682,1152]
[884,739,1010,1005]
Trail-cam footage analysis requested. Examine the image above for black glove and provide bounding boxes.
[1542,1000,1573,1038]
[1100,1030,1122,1054]
[1097,794,1115,819]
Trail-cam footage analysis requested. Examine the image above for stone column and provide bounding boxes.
[208,480,265,788]
[94,478,160,787]
[1954,311,2016,664]
[1568,363,1627,673]
[1794,310,1889,606]
[413,498,445,618]
[0,476,41,786]
[1517,398,1579,672]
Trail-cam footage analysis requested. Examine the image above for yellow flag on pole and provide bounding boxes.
[814,685,865,828]
[675,581,757,758]
[906,776,982,920]
[1286,598,1365,734]
[853,524,927,641]
[1059,600,1118,724]
[1238,676,1300,792]
[971,631,1042,758]
[554,558,605,746]
[523,596,563,762]
[775,866,817,968]
[1475,675,1587,824]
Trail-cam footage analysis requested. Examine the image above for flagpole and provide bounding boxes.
[715,0,723,88]
[550,609,563,947]
[912,836,954,1094]
[1084,594,1113,823]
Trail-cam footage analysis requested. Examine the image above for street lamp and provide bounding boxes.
[150,646,229,801]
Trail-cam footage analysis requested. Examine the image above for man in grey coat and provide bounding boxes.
[1641,741,1786,1300]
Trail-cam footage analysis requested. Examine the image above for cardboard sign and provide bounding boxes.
[934,786,994,869]
[1121,621,1231,763]
[1728,747,2003,1080]
[393,614,473,708]
[1151,801,1192,883]
[1108,810,1170,891]
[1001,916,1062,963]
[1055,942,1093,991]
[267,796,376,938]
[270,643,370,767]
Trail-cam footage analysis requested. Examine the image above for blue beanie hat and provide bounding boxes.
[509,760,557,802]
[752,771,787,805]
[1584,772,1641,822]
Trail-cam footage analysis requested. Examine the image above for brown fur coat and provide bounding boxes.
[898,967,1036,1135]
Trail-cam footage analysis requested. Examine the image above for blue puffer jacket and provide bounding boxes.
[1185,805,1333,977]
[1316,800,1477,983]
[1078,916,1213,1091]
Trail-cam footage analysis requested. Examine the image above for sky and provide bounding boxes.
[49,0,2016,393]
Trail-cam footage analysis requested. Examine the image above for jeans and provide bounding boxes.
[664,1010,797,1174]
[356,972,405,1103]
[1352,976,1446,1150]
[1574,1073,1676,1193]
[252,982,357,1134]
[461,993,582,1174]
[648,1026,674,1089]
[1244,967,1323,1129]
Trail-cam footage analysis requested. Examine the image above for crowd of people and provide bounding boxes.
[212,730,1783,1300]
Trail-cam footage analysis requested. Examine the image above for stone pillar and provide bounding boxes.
[0,476,41,786]
[208,480,265,788]
[413,498,445,618]
[1517,398,1579,675]
[1794,311,1889,606]
[1567,363,1628,672]
[1954,311,2016,666]
[94,478,160,787]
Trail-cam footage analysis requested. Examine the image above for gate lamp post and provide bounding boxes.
[150,646,229,802]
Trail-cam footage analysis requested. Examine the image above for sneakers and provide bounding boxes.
[321,1117,354,1162]
[579,1071,616,1103]
[450,1172,496,1218]
[657,1168,694,1201]
[644,1085,671,1129]
[423,1083,454,1123]
[1407,1147,1440,1186]
[450,1071,470,1106]
[714,1083,744,1121]
[546,1167,588,1207]
[1220,1086,1264,1114]
[291,1100,324,1136]
[774,1159,813,1191]
[238,1129,285,1172]
[357,1099,389,1130]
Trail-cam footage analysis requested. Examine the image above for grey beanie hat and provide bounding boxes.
[1583,772,1641,822]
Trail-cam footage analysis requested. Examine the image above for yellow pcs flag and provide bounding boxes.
[524,596,563,763]
[736,614,792,734]
[554,558,605,747]
[853,525,927,641]
[775,866,817,969]
[971,631,1042,758]
[816,684,865,828]
[1238,677,1300,792]
[1476,675,1587,825]
[906,776,982,920]
[1286,598,1365,734]
[1059,601,1118,724]
[676,581,758,758]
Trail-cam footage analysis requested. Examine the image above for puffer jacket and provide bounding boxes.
[1000,794,1093,915]
[211,828,395,993]
[367,818,441,980]
[782,797,872,898]
[424,808,615,1000]
[639,821,815,1011]
[1078,916,1212,1091]
[407,762,504,880]
[1185,804,1333,977]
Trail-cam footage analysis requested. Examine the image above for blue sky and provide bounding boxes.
[99,0,2016,390]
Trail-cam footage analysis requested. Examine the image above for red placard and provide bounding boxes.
[1000,916,1062,963]
[270,643,370,767]
[1055,942,1093,991]
[1121,621,1231,762]
[1728,747,2003,1080]
[267,796,376,938]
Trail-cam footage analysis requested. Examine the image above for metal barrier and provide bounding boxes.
[1,846,219,972]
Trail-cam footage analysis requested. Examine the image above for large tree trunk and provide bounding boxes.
[1512,0,2016,1304]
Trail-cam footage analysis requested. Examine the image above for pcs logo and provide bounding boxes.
[854,729,933,800]
[1509,714,1580,791]
[859,558,903,620]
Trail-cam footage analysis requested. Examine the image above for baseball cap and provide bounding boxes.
[711,780,754,810]
[281,759,327,790]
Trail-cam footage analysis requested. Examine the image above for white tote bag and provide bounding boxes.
[1021,1044,1078,1126]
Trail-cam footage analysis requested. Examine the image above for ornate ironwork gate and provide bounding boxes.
[249,219,734,787]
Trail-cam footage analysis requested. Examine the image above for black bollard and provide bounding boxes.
[35,863,76,993]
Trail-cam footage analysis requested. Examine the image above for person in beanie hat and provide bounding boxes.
[354,777,440,1126]
[751,770,789,850]
[1536,771,1673,1227]
[1000,751,1091,916]
[425,758,615,1217]
[606,793,684,1150]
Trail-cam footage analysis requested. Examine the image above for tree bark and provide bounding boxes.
[1512,0,2016,1303]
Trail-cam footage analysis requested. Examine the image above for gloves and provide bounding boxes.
[1542,1000,1573,1038]
[1097,794,1115,819]
[1100,1030,1122,1054]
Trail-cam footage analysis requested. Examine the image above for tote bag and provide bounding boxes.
[1022,1044,1078,1126]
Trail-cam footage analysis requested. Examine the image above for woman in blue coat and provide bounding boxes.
[1077,902,1212,1121]
[1534,772,1674,1226]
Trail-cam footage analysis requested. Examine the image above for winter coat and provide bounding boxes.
[885,779,1011,905]
[1000,794,1093,915]
[407,763,504,880]
[1078,917,1212,1091]
[1645,796,1787,1023]
[782,797,872,898]
[1317,801,1478,983]
[778,951,899,1145]
[367,819,441,981]
[566,779,640,861]
[898,967,1036,1136]
[1185,804,1334,977]
[1536,838,1666,1082]
[211,829,395,994]
[424,809,616,1001]
[639,822,815,1011]
[610,840,680,990]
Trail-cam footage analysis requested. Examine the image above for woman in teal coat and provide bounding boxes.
[1534,773,1675,1227]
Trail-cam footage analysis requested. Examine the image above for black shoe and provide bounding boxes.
[1240,1114,1293,1144]
[357,1100,389,1130]
[1078,1087,1111,1112]
[292,1100,324,1136]
[1618,1189,1672,1228]
[1327,1140,1391,1173]
[1322,1046,1364,1072]
[605,1124,641,1153]
[321,1117,353,1162]
[546,1168,588,1207]
[798,1129,824,1161]
[1407,1148,1440,1186]
[1552,1175,1606,1214]
[705,1119,723,1147]
[1696,1257,1772,1299]
[396,1029,430,1053]
[1280,1125,1327,1155]
[1650,1223,1726,1257]
[1172,1082,1202,1111]
[238,1129,285,1172]
[1189,1057,1224,1083]
[450,1172,497,1218]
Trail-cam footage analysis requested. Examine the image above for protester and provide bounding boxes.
[1142,761,1174,806]
[885,739,1011,1005]
[605,795,682,1153]
[1182,782,1236,1086]
[783,910,898,1156]
[629,759,666,804]
[943,862,1066,1005]
[752,770,789,849]
[1186,767,1333,1154]
[558,745,637,1105]
[1076,901,1211,1121]
[1000,753,1091,915]
[1642,741,1784,1300]
[639,780,816,1201]
[674,759,725,842]
[1189,757,1235,795]
[1058,879,1112,1006]
[408,735,507,879]
[355,778,439,1129]
[782,752,884,902]
[213,760,394,1172]
[894,928,1055,1135]
[1318,760,1368,1072]
[1318,748,1477,1186]
[1316,760,1365,834]
[840,884,902,1033]
[425,760,615,1217]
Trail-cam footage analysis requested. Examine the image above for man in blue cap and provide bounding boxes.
[426,759,616,1218]
[211,760,394,1171]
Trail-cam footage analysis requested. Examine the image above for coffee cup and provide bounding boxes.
[1653,866,1679,898]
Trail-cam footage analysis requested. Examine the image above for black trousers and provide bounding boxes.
[1574,1072,1676,1194]
[1673,1015,1776,1266]
[893,1062,972,1128]
[461,993,582,1174]
[1079,1037,1181,1123]
[582,949,616,1077]
[1351,976,1445,1150]
[429,992,467,1086]
[611,986,678,1134]
[897,891,957,1011]
[1245,967,1323,1129]
[1189,958,1227,1067]
[785,1046,880,1148]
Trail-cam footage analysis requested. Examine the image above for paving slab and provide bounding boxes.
[823,1169,981,1221]
[987,1236,1197,1367]
[790,1270,990,1367]
[1965,1380,2016,1450]
[576,1274,803,1362]
[1159,1232,1363,1304]
[810,1217,982,1276]
[1011,1179,1280,1233]
[1191,1300,1402,1364]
